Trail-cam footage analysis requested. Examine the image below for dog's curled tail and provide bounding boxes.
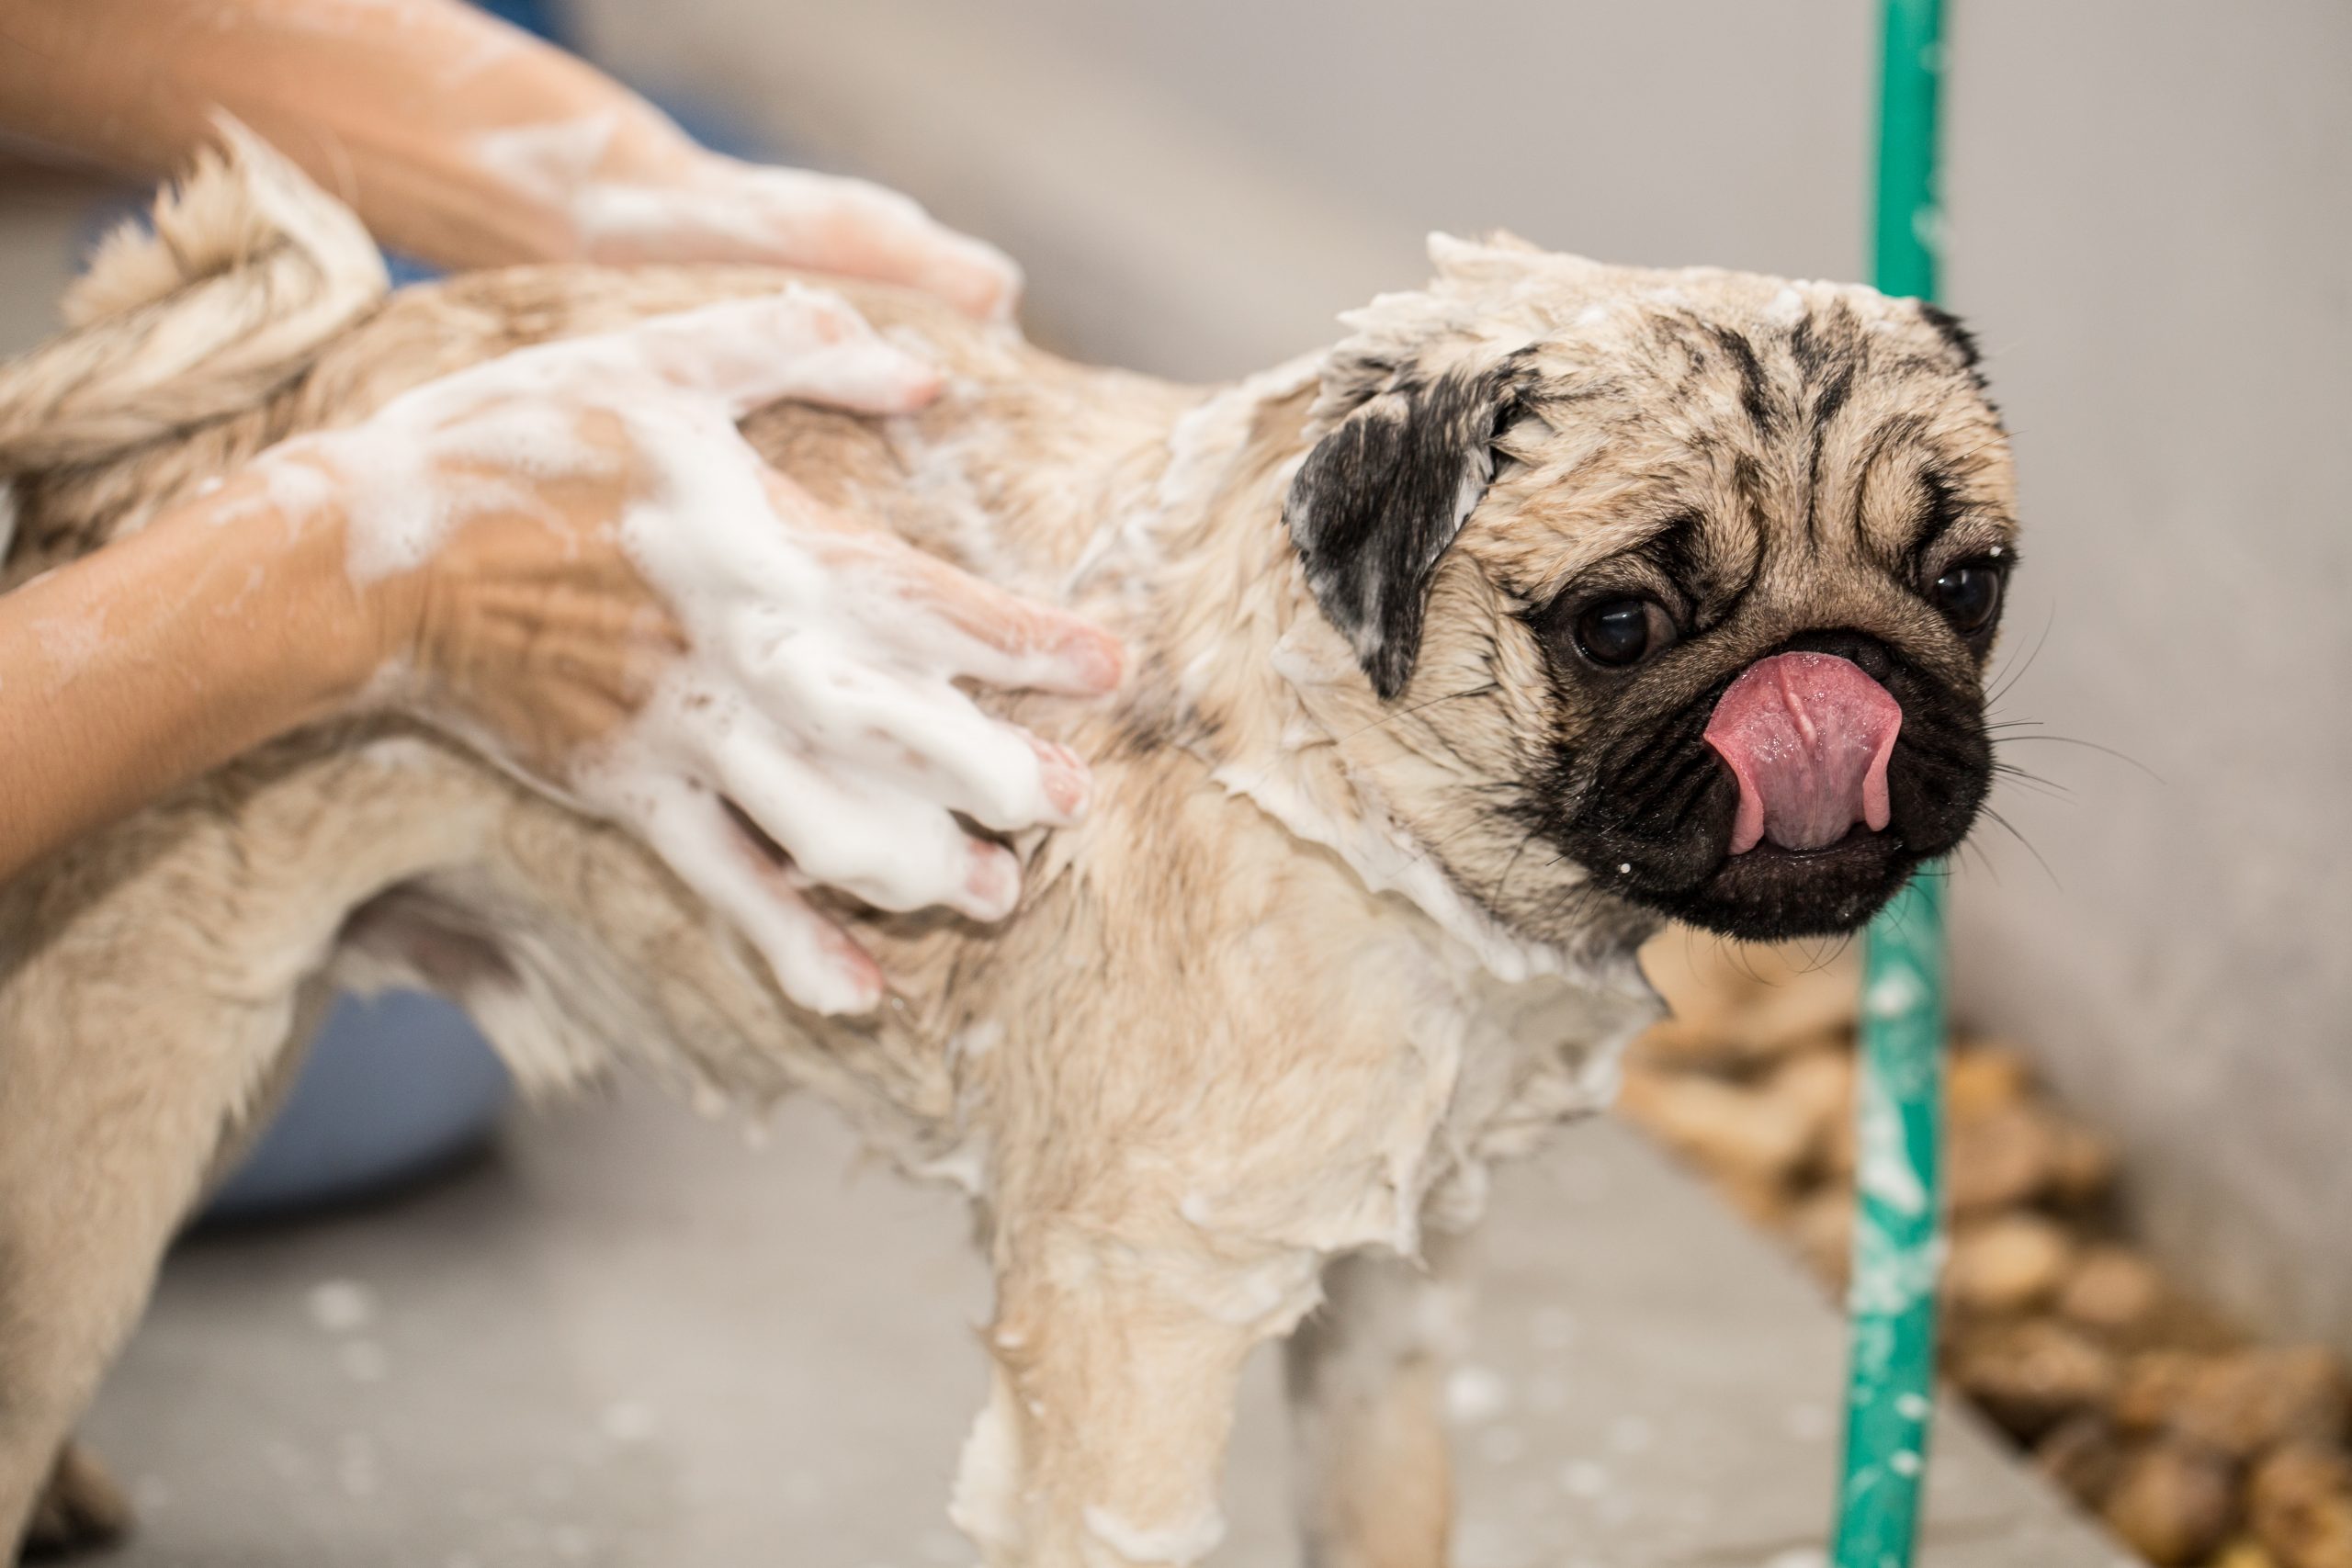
[0,116,388,473]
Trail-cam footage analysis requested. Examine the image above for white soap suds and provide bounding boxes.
[308,1278,376,1333]
[574,166,922,260]
[948,1019,1005,1065]
[1855,1062,1928,1216]
[1863,966,1927,1021]
[466,121,1018,316]
[275,288,1078,1011]
[30,613,105,671]
[468,113,621,212]
[948,1397,1022,1553]
[913,1134,990,1197]
[1081,1502,1227,1566]
[1446,1363,1511,1425]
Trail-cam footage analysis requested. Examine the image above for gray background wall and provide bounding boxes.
[577,0,2352,1352]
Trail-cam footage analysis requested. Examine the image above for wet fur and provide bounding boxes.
[0,140,2012,1566]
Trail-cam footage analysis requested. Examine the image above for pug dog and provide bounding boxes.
[0,134,2011,1567]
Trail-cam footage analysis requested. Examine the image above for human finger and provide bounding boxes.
[711,720,1023,920]
[631,773,886,1013]
[729,165,1023,321]
[760,473,1125,698]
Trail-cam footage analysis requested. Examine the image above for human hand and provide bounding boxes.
[246,287,1118,1012]
[479,106,1023,320]
[584,150,1023,322]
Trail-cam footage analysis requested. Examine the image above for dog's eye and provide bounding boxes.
[1573,597,1675,668]
[1930,558,2005,635]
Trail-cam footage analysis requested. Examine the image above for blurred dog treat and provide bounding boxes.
[1621,935,2352,1568]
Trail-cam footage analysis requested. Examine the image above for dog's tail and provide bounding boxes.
[0,117,388,475]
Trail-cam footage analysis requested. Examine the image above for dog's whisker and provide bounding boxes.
[1984,601,2057,708]
[1994,732,2161,781]
[1975,805,2061,890]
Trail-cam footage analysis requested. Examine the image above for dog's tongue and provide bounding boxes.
[1703,652,1902,855]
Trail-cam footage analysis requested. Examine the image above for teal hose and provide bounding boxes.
[1832,3,1949,1566]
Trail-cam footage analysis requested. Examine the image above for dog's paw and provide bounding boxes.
[18,1440,131,1561]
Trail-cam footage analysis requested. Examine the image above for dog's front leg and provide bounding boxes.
[951,1224,1317,1568]
[1283,1235,1469,1568]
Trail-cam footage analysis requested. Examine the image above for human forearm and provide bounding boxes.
[0,0,1017,310]
[0,479,380,884]
[0,0,688,269]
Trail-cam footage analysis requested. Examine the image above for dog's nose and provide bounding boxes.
[1777,627,1896,684]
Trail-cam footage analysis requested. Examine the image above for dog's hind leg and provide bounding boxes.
[0,939,337,1560]
[17,1440,131,1561]
[1283,1237,1468,1568]
[0,740,502,1561]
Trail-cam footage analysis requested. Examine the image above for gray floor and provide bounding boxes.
[83,1093,2131,1568]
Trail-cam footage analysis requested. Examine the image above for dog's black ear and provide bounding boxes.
[1283,349,1533,700]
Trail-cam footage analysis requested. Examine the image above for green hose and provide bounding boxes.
[1831,3,1949,1566]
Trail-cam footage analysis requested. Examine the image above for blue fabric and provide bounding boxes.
[204,992,513,1221]
[471,0,573,48]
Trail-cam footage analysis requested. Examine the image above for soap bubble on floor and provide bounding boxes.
[1446,1362,1512,1425]
[308,1277,378,1334]
[599,1399,659,1444]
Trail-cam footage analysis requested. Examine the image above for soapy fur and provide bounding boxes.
[0,137,2011,1566]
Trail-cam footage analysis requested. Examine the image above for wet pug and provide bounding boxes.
[0,137,2011,1567]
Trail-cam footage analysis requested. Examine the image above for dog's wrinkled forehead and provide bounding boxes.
[1284,231,2006,697]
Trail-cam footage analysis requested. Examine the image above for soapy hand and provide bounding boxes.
[476,103,1023,320]
[578,150,1023,322]
[249,288,1118,1013]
